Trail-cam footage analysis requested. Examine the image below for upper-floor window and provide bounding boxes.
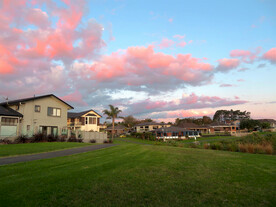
[88,117,97,124]
[35,105,41,112]
[1,117,18,126]
[47,107,61,117]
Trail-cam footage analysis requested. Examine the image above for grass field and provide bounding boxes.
[0,142,275,206]
[0,142,92,157]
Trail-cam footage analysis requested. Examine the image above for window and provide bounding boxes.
[88,117,97,124]
[1,117,18,126]
[85,117,88,124]
[35,105,41,112]
[47,107,61,117]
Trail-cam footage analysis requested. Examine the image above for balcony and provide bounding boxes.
[67,122,83,127]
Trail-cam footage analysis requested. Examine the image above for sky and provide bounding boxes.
[0,0,275,122]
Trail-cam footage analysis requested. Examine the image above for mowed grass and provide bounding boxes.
[0,142,92,157]
[0,143,275,206]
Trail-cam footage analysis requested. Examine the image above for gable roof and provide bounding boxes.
[177,122,199,128]
[0,105,23,117]
[0,94,74,109]
[68,109,102,118]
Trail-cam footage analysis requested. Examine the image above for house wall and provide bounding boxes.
[9,96,70,137]
[80,114,100,132]
[136,124,171,132]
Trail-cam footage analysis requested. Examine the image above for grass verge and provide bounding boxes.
[0,142,92,157]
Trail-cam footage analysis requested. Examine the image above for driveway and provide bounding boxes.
[0,144,117,166]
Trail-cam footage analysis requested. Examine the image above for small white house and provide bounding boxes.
[67,109,102,132]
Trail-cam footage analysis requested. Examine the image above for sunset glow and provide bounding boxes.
[0,0,275,121]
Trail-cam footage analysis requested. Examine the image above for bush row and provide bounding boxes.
[0,133,82,144]
[190,133,276,155]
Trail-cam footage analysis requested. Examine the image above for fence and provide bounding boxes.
[77,131,108,143]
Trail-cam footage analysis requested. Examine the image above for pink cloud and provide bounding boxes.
[168,18,173,22]
[89,45,213,88]
[60,91,88,107]
[173,34,185,40]
[220,84,234,87]
[263,48,276,64]
[123,93,248,116]
[177,41,187,47]
[216,58,240,72]
[230,48,261,63]
[26,8,50,28]
[237,79,245,82]
[158,38,175,49]
[0,0,105,98]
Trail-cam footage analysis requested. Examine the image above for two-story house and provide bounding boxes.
[0,94,73,138]
[67,109,102,132]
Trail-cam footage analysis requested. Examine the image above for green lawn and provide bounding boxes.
[0,143,275,206]
[0,142,92,157]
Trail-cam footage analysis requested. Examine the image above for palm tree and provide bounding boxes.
[103,105,122,141]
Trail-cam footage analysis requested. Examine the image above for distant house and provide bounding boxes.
[134,122,171,133]
[177,122,214,134]
[0,94,73,138]
[153,126,200,139]
[257,119,276,131]
[67,109,102,132]
[105,125,128,135]
[209,122,238,134]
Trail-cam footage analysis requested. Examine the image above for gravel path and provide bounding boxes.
[0,144,117,166]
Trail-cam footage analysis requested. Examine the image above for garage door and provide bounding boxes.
[0,126,17,137]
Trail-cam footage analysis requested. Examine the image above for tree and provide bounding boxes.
[213,109,250,122]
[240,119,260,131]
[103,105,122,141]
[121,115,138,128]
[260,122,271,129]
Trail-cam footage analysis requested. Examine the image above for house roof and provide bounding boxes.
[153,126,195,133]
[68,109,102,118]
[0,105,23,117]
[135,122,170,127]
[0,94,74,109]
[177,122,199,128]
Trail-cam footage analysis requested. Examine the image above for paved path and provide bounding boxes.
[0,144,117,166]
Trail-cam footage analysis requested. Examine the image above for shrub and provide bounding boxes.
[30,133,46,143]
[67,136,77,142]
[14,135,29,144]
[58,135,67,142]
[47,134,58,142]
[0,139,13,144]
[90,139,96,143]
[104,139,113,144]
[203,143,210,149]
[77,138,83,143]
